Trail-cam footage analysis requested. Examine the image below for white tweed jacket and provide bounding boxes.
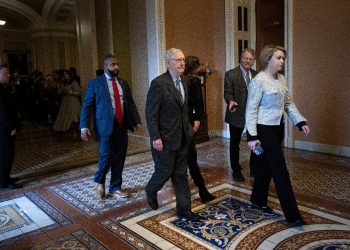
[245,71,307,137]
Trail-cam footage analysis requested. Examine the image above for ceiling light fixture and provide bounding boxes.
[0,20,6,25]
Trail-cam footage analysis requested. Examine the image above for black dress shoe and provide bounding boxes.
[9,177,19,183]
[146,193,158,210]
[199,192,215,203]
[287,219,306,227]
[2,182,23,189]
[177,211,204,221]
[232,172,245,182]
[251,203,273,213]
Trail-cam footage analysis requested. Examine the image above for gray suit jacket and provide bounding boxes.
[145,71,191,151]
[224,66,257,128]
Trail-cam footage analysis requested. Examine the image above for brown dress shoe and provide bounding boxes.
[110,190,129,198]
[97,184,105,199]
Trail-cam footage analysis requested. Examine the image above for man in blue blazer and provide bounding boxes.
[80,54,141,199]
[145,48,203,221]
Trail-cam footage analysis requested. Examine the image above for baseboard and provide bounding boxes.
[207,130,350,158]
[294,140,350,158]
[209,130,228,138]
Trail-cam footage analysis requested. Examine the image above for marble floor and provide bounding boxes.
[0,125,350,249]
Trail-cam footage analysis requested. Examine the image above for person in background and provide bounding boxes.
[0,65,22,190]
[184,55,215,203]
[224,48,258,182]
[80,54,141,200]
[245,45,310,227]
[96,69,104,77]
[52,70,81,138]
[69,67,81,86]
[145,48,203,221]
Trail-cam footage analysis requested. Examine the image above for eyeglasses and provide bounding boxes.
[170,58,185,63]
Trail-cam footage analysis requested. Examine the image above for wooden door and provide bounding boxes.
[255,0,284,70]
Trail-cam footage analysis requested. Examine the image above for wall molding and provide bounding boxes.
[146,0,166,84]
[225,0,235,71]
[294,140,350,158]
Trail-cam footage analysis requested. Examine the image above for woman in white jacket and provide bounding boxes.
[245,45,310,227]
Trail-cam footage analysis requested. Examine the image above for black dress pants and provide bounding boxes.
[0,133,16,187]
[229,125,244,173]
[250,124,302,223]
[145,143,191,214]
[187,134,208,194]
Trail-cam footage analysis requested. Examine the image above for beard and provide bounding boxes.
[108,69,119,77]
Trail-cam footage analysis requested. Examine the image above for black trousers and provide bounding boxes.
[0,133,16,187]
[187,134,208,194]
[229,125,256,174]
[229,125,244,172]
[145,143,191,214]
[250,124,302,222]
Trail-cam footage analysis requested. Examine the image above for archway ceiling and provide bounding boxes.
[0,0,76,31]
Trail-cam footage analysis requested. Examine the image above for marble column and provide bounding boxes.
[75,0,98,88]
[95,0,114,65]
[128,0,165,140]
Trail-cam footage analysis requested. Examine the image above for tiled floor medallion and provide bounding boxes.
[167,195,281,249]
[0,196,55,242]
[29,229,108,250]
[102,184,350,250]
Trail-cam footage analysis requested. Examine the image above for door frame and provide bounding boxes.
[224,0,295,148]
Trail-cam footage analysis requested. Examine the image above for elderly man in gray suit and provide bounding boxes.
[224,48,257,182]
[145,48,203,221]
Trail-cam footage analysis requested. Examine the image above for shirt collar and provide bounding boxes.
[240,65,250,75]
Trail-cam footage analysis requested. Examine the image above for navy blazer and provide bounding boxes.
[145,71,191,151]
[80,75,141,137]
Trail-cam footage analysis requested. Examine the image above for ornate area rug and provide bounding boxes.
[29,230,108,250]
[47,161,179,217]
[101,184,350,250]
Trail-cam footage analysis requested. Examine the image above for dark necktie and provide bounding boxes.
[175,79,183,103]
[245,71,251,86]
[111,78,123,123]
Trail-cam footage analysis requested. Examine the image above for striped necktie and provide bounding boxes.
[245,71,251,86]
[175,79,183,103]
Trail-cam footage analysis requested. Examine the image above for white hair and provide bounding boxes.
[164,48,183,61]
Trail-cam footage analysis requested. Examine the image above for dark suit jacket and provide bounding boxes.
[224,66,257,128]
[80,75,141,137]
[145,71,191,151]
[188,76,204,125]
[0,84,18,136]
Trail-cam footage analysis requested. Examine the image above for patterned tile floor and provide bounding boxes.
[0,125,350,249]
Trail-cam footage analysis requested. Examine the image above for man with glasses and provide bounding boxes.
[145,48,203,221]
[224,48,257,182]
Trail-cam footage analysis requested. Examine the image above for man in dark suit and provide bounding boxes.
[80,54,141,199]
[0,65,22,189]
[145,48,202,221]
[224,48,257,182]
